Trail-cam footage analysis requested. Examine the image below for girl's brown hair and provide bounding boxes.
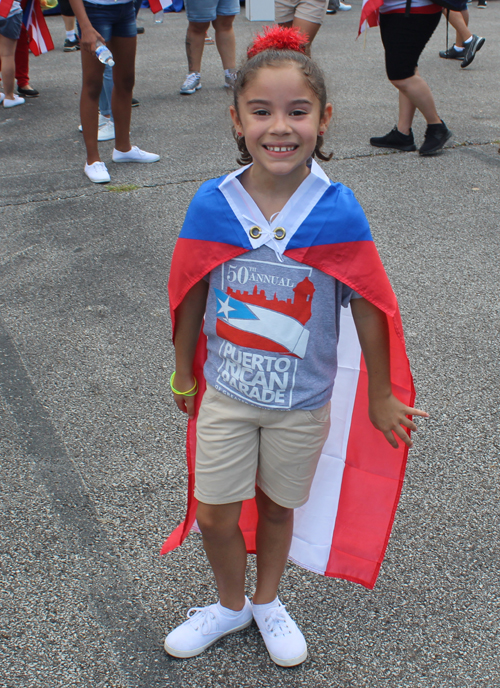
[232,47,333,165]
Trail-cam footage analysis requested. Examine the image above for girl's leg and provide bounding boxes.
[212,14,236,69]
[108,35,136,152]
[391,69,441,127]
[196,501,247,611]
[0,36,17,99]
[80,48,105,164]
[253,487,294,605]
[443,8,472,45]
[185,20,210,73]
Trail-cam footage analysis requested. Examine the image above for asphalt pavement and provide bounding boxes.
[1,4,499,687]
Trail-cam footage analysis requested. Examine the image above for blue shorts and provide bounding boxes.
[79,1,137,40]
[185,0,240,23]
[0,11,22,41]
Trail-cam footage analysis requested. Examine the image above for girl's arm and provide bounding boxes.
[172,280,209,419]
[68,0,105,54]
[350,298,428,448]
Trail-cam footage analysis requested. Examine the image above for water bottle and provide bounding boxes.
[95,41,115,67]
[154,10,164,23]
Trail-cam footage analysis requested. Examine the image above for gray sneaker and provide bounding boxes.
[180,72,202,95]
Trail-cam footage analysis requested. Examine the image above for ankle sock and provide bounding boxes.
[252,597,280,613]
[224,68,237,76]
[463,36,472,45]
[454,44,464,52]
[66,30,76,40]
[216,601,246,617]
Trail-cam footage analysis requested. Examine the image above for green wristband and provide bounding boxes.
[170,372,198,396]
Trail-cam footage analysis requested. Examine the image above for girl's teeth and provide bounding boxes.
[268,146,294,152]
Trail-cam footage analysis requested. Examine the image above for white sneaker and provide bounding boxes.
[78,114,109,132]
[112,145,160,163]
[0,93,4,104]
[339,2,352,8]
[84,161,111,183]
[3,94,25,108]
[180,72,202,95]
[164,598,253,658]
[252,598,307,667]
[97,120,115,141]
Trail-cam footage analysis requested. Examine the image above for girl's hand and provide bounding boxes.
[80,26,106,55]
[368,393,429,449]
[171,372,197,420]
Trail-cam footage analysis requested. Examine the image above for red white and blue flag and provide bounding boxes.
[359,0,383,34]
[0,0,14,19]
[22,0,54,56]
[148,0,172,14]
[161,165,415,589]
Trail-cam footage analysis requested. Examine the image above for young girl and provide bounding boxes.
[163,26,427,667]
[0,0,25,108]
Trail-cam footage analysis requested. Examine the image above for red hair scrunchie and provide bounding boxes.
[247,25,308,59]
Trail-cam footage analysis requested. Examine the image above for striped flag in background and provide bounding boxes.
[0,0,14,18]
[22,0,54,56]
[148,0,172,14]
[359,0,384,34]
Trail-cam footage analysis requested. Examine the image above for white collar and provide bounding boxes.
[218,160,331,258]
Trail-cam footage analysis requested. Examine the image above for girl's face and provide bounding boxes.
[231,64,332,185]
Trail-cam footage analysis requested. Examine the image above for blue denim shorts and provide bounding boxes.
[79,1,137,40]
[185,0,240,23]
[0,11,22,40]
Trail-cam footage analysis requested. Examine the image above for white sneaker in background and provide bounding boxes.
[339,2,352,9]
[112,146,160,163]
[180,72,202,95]
[3,94,25,108]
[84,161,111,183]
[97,120,115,141]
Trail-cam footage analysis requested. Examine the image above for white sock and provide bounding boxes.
[454,44,464,52]
[252,597,280,613]
[66,30,76,41]
[463,36,472,45]
[224,68,236,76]
[216,601,246,617]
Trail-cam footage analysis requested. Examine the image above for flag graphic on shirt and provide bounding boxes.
[23,0,54,56]
[161,171,415,590]
[214,277,313,358]
[0,0,14,19]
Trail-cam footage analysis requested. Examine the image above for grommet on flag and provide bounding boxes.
[249,226,262,239]
[274,227,286,240]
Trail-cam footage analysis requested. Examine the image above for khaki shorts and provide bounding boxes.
[195,385,331,509]
[275,0,328,26]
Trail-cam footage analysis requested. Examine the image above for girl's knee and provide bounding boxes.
[196,502,241,538]
[257,493,293,524]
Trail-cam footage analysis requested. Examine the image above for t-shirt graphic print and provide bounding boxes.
[203,246,356,411]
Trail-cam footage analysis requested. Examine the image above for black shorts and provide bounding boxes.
[58,0,75,17]
[380,11,441,81]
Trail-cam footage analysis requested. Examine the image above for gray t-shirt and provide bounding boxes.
[203,245,359,411]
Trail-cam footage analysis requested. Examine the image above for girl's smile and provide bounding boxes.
[231,64,332,194]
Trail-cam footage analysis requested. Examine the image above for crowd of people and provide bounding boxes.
[0,0,490,174]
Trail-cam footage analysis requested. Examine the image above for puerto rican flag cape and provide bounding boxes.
[358,0,384,35]
[161,160,415,590]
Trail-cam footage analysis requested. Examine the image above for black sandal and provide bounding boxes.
[17,86,40,98]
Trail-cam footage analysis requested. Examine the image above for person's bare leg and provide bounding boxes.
[278,18,322,56]
[186,20,210,73]
[197,501,247,611]
[253,488,294,605]
[108,35,135,153]
[212,14,236,69]
[391,70,441,126]
[443,8,472,45]
[0,35,16,99]
[397,90,417,135]
[62,15,76,32]
[80,48,104,164]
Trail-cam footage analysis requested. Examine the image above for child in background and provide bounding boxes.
[163,27,428,667]
[0,0,25,108]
